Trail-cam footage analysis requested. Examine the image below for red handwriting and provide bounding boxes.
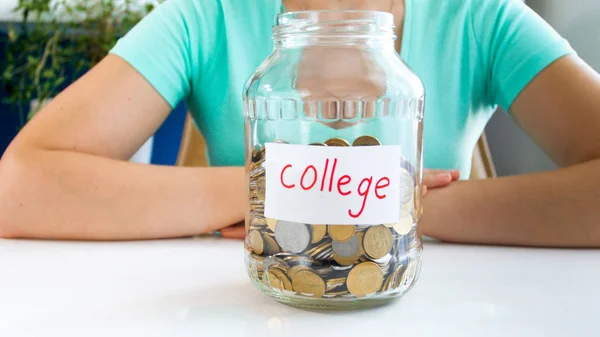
[279,158,391,218]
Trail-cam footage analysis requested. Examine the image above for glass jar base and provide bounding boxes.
[268,290,398,311]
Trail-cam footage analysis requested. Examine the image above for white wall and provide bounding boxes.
[0,0,19,21]
[528,0,600,71]
[486,0,600,176]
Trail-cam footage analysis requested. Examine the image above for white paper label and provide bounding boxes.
[264,143,403,225]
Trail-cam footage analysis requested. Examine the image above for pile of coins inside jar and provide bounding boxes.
[245,135,420,299]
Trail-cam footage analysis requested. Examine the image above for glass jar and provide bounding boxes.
[243,10,425,310]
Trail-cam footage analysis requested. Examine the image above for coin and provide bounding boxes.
[266,218,277,232]
[333,252,360,266]
[248,230,264,254]
[267,270,283,290]
[399,168,414,205]
[270,267,293,291]
[253,146,265,162]
[274,220,311,253]
[288,265,312,279]
[401,260,418,288]
[292,270,326,298]
[352,135,381,146]
[324,137,350,147]
[263,256,287,272]
[309,142,327,146]
[390,263,407,289]
[263,234,280,255]
[256,176,266,202]
[328,225,356,242]
[363,225,393,259]
[305,241,331,258]
[277,253,311,266]
[356,231,366,256]
[251,216,267,228]
[311,224,327,244]
[381,273,394,291]
[393,215,413,235]
[323,290,349,298]
[308,241,333,261]
[400,200,413,218]
[332,235,359,257]
[325,277,347,290]
[347,262,384,296]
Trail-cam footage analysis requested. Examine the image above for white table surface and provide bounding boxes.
[0,237,598,337]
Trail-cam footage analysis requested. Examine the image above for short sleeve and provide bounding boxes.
[109,0,196,109]
[470,0,577,111]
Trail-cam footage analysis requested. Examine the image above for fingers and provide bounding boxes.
[425,169,461,181]
[423,172,453,188]
[220,224,246,240]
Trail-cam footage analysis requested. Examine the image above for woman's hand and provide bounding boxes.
[220,168,460,240]
[422,169,460,196]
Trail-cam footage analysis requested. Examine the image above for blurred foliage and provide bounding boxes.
[1,0,159,127]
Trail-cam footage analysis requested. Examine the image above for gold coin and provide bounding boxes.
[266,218,277,232]
[248,230,264,254]
[363,225,393,259]
[333,252,360,266]
[256,177,266,202]
[323,290,349,298]
[352,135,381,146]
[325,277,347,290]
[267,270,283,290]
[251,216,266,228]
[253,146,265,162]
[356,231,366,256]
[311,224,327,244]
[393,215,413,235]
[328,225,356,242]
[324,137,350,147]
[400,261,418,288]
[288,265,312,279]
[347,262,384,297]
[391,264,407,289]
[292,270,326,298]
[263,235,280,255]
[270,267,293,291]
[306,241,331,258]
[381,273,393,291]
[282,255,311,264]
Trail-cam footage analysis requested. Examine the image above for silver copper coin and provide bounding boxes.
[274,220,311,254]
[332,235,360,257]
[399,168,414,205]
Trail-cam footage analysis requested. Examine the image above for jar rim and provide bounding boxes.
[274,10,396,39]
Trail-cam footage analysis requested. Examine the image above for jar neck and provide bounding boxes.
[274,36,396,50]
[273,10,397,50]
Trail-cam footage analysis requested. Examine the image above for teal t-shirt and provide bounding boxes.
[109,0,574,177]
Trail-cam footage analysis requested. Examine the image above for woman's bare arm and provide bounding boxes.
[0,55,246,240]
[422,55,600,248]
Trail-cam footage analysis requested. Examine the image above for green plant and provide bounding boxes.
[1,0,158,128]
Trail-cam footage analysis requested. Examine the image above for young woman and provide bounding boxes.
[0,0,599,247]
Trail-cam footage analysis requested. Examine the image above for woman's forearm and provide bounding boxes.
[421,159,600,248]
[0,148,246,240]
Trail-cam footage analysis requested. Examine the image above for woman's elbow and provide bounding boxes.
[0,145,35,239]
